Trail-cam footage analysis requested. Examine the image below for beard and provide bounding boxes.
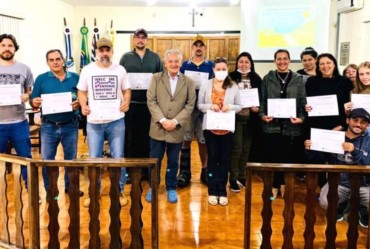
[0,51,15,61]
[98,56,111,66]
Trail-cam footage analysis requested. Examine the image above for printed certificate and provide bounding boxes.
[267,98,296,118]
[206,110,235,131]
[306,95,339,117]
[41,92,72,115]
[88,99,121,121]
[127,73,153,89]
[351,94,370,113]
[0,84,21,106]
[240,88,260,108]
[184,70,209,89]
[310,128,345,154]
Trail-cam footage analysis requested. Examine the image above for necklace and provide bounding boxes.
[276,71,290,84]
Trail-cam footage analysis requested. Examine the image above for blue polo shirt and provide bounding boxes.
[31,71,79,122]
[180,58,214,79]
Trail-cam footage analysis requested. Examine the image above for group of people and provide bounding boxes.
[1,31,370,226]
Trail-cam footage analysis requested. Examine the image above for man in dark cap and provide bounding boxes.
[119,28,163,181]
[305,108,370,228]
[177,34,214,187]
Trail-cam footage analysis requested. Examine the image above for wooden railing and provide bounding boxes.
[244,163,370,249]
[0,153,158,249]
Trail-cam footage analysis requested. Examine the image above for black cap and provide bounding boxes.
[349,108,370,122]
[134,28,148,38]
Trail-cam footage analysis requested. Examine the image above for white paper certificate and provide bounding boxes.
[240,88,260,108]
[184,70,209,89]
[310,128,345,154]
[351,94,370,113]
[306,95,339,117]
[41,92,72,115]
[206,110,235,131]
[267,98,296,118]
[127,73,153,89]
[0,84,21,106]
[88,99,121,121]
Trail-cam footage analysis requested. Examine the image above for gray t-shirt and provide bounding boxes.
[0,61,34,124]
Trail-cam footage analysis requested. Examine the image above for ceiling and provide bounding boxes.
[60,0,240,7]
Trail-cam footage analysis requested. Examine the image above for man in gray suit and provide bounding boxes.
[146,49,196,203]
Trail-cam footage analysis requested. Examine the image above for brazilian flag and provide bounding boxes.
[80,25,90,70]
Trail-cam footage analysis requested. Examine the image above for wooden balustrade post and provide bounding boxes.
[151,163,159,249]
[47,166,60,249]
[282,172,295,249]
[0,161,10,244]
[68,167,81,249]
[88,167,101,249]
[28,162,40,249]
[347,173,360,249]
[13,163,25,248]
[129,168,144,249]
[244,165,252,249]
[108,167,122,249]
[261,171,273,249]
[325,172,340,249]
[303,172,318,249]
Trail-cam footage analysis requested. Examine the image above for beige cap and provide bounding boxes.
[192,34,206,45]
[97,37,113,49]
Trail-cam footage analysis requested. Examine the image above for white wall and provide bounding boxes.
[337,0,370,72]
[0,0,75,76]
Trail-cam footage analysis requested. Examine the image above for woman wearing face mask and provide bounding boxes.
[259,49,307,198]
[344,61,370,114]
[305,53,353,188]
[198,57,242,206]
[228,52,262,192]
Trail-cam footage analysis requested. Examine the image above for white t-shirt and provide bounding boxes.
[77,62,131,124]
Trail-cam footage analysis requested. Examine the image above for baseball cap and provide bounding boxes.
[192,34,206,45]
[134,28,148,38]
[97,37,113,49]
[349,108,370,122]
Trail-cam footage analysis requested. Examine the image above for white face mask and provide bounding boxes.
[237,69,251,74]
[214,71,228,81]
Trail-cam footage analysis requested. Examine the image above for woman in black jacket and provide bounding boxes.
[228,52,262,192]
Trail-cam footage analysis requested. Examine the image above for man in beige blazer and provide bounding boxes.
[146,49,196,203]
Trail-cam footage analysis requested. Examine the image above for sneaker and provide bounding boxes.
[120,193,128,207]
[167,190,178,203]
[208,195,218,205]
[177,170,191,188]
[200,168,208,185]
[83,196,90,208]
[229,180,240,193]
[219,196,228,206]
[337,201,349,221]
[237,179,246,189]
[359,205,368,228]
[146,189,152,203]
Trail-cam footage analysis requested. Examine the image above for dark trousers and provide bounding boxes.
[204,130,233,197]
[148,138,182,190]
[262,133,305,188]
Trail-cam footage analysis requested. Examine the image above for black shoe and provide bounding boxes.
[237,179,245,189]
[337,201,349,221]
[65,189,84,197]
[229,180,240,193]
[359,205,368,228]
[200,168,208,185]
[177,170,191,188]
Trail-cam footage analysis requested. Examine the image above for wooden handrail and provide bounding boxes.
[0,154,158,249]
[244,162,370,249]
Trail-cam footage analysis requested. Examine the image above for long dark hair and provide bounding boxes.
[234,52,255,73]
[213,57,233,89]
[315,53,340,78]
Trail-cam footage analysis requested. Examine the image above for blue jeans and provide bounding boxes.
[87,118,126,191]
[149,138,182,190]
[204,130,233,197]
[0,120,31,186]
[41,118,79,191]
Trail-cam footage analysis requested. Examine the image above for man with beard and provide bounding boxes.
[0,34,34,187]
[119,29,162,181]
[77,37,131,208]
[305,108,370,228]
[177,34,214,187]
